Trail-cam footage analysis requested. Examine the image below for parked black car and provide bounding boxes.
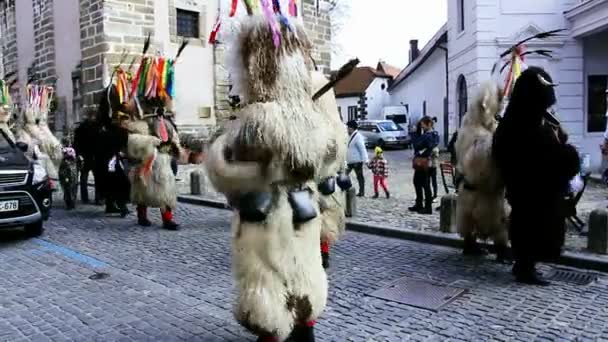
[0,130,52,237]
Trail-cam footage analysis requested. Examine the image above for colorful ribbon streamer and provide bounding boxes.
[261,0,281,48]
[289,0,297,16]
[209,16,221,44]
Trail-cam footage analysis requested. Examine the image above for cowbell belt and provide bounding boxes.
[233,172,353,224]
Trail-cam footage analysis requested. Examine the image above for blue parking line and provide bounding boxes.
[32,238,108,269]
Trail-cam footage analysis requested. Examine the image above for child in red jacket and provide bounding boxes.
[369,147,390,199]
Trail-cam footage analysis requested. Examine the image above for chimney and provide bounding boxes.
[409,40,420,63]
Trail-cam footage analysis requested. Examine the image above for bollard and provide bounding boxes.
[190,170,206,196]
[588,208,608,254]
[345,187,357,218]
[439,194,458,233]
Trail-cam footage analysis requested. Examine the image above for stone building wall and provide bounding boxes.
[32,0,56,84]
[0,0,18,97]
[79,0,105,108]
[302,0,332,75]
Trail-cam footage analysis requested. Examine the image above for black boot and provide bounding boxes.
[513,261,550,286]
[408,201,422,213]
[287,324,315,342]
[321,252,329,269]
[119,204,130,218]
[462,236,488,256]
[386,191,390,199]
[372,192,379,199]
[162,209,179,230]
[420,201,433,215]
[494,244,512,264]
[137,206,152,227]
[105,201,120,214]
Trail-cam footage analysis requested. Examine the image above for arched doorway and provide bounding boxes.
[457,75,467,125]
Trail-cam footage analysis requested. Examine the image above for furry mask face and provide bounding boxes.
[232,17,314,103]
[509,67,557,113]
[466,80,504,129]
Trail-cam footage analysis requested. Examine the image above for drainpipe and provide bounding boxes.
[437,44,449,148]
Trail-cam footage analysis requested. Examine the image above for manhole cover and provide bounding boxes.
[89,272,110,280]
[545,268,598,285]
[367,278,467,312]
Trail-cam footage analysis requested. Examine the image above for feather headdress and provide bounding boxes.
[490,29,565,97]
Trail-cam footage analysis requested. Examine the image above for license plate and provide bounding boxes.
[0,200,19,212]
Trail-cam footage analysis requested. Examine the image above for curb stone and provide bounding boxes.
[177,195,608,273]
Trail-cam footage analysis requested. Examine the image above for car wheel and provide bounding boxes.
[378,139,385,148]
[25,221,44,237]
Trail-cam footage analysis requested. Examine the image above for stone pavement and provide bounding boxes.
[175,149,608,258]
[1,203,608,341]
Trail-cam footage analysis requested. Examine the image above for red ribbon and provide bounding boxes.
[229,0,238,16]
[208,17,221,44]
[158,118,169,142]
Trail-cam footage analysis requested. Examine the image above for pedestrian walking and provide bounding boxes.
[368,146,390,199]
[429,118,440,201]
[346,120,368,197]
[73,110,100,204]
[409,116,439,214]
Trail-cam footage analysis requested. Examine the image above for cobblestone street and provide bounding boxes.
[0,203,607,341]
[176,149,608,258]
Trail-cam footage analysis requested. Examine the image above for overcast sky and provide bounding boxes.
[331,0,447,69]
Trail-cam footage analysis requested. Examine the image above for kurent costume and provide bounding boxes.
[103,38,186,229]
[311,71,351,270]
[455,80,510,261]
[205,4,342,340]
[0,79,15,141]
[493,67,580,285]
[14,84,62,180]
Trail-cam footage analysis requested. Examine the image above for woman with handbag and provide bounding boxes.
[409,116,439,214]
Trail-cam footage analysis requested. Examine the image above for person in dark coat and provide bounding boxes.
[95,85,131,217]
[73,110,100,204]
[492,67,580,286]
[409,116,439,214]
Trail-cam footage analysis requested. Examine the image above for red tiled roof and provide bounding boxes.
[333,66,391,98]
[377,62,401,79]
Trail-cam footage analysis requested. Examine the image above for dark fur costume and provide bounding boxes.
[95,86,131,215]
[492,67,580,283]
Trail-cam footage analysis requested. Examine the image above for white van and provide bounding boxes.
[382,106,409,129]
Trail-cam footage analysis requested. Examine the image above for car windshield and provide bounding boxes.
[378,121,400,131]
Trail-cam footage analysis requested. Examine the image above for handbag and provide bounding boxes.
[412,156,430,171]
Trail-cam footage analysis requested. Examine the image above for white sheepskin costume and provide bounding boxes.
[127,130,178,209]
[455,80,510,259]
[205,17,334,342]
[14,107,61,179]
[311,71,348,247]
[0,106,15,142]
